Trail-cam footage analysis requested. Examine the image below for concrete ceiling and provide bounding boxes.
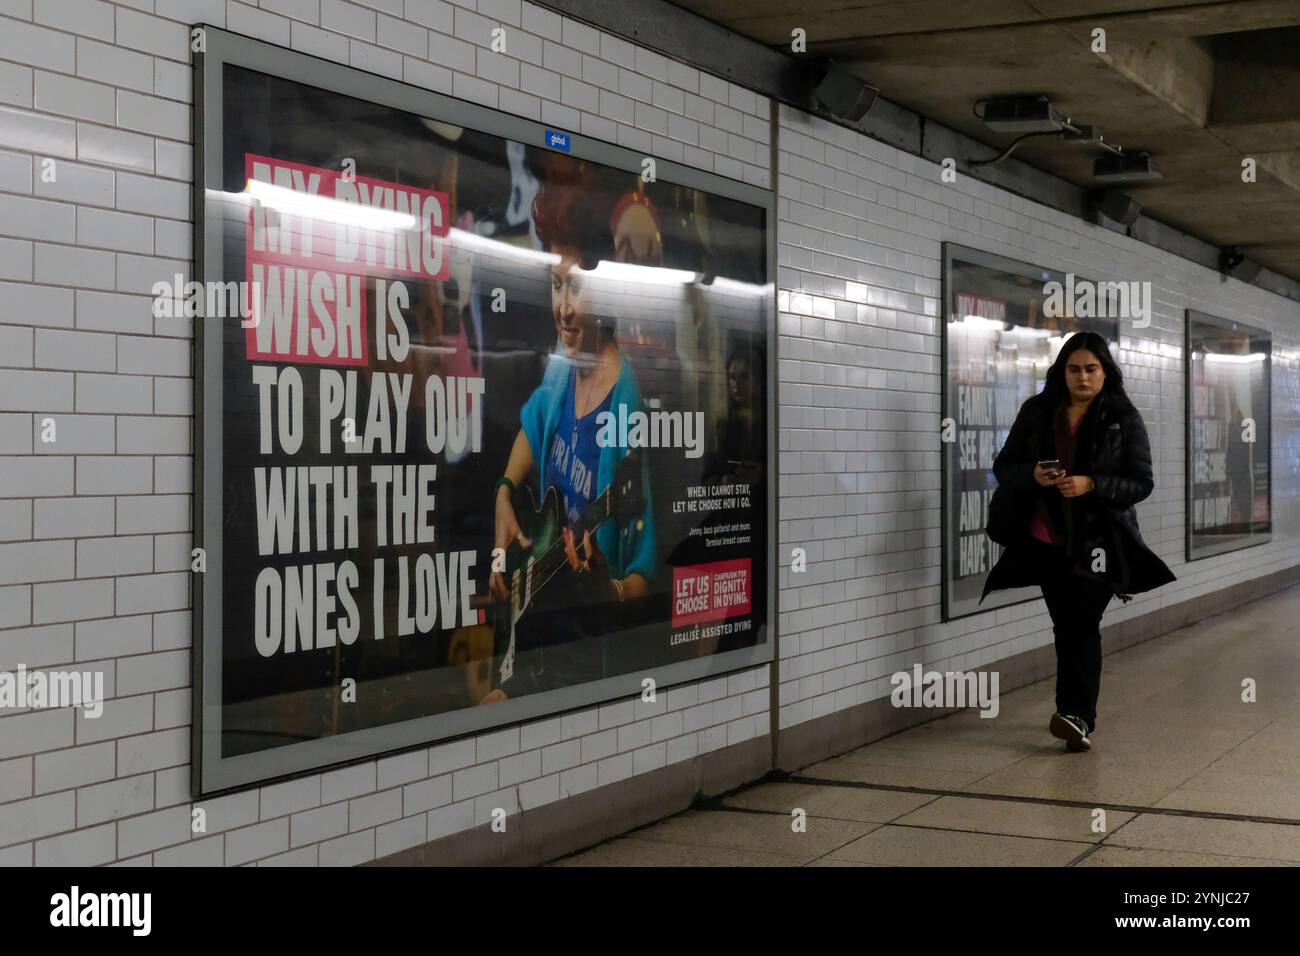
[669,0,1300,280]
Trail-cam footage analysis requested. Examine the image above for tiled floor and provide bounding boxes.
[552,585,1300,866]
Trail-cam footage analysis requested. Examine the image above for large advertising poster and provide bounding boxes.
[941,244,1119,620]
[195,32,772,793]
[1187,311,1271,560]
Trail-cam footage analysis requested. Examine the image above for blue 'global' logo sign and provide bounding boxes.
[544,130,571,152]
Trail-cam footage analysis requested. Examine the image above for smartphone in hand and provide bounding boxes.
[1037,459,1064,480]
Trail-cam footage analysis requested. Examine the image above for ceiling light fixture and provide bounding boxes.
[811,62,879,123]
[977,95,1065,133]
[1062,124,1103,144]
[969,95,1133,171]
[1092,152,1163,183]
[1092,190,1143,226]
[1220,247,1263,283]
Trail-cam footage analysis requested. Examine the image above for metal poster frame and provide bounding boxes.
[193,27,776,795]
[1184,309,1272,562]
[940,242,1120,622]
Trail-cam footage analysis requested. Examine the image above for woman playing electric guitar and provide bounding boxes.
[481,157,656,702]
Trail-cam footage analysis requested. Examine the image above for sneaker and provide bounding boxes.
[1049,712,1091,752]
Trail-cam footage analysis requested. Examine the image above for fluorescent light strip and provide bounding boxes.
[244,179,417,231]
[702,276,773,297]
[449,227,559,265]
[1204,352,1266,363]
[589,260,697,285]
[955,315,1005,331]
[216,188,761,290]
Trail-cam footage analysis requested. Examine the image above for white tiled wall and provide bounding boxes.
[0,0,771,867]
[774,104,1300,730]
[3,0,1300,867]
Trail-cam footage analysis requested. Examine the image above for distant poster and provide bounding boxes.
[941,244,1119,620]
[1187,311,1271,559]
[194,31,773,793]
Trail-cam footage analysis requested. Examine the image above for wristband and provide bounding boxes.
[611,578,625,603]
[495,476,515,496]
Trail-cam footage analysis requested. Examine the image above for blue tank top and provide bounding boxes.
[546,367,613,526]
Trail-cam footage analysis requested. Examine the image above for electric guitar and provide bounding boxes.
[498,450,645,685]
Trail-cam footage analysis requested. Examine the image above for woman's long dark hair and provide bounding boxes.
[1041,331,1127,407]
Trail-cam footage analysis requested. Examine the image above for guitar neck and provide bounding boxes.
[572,485,612,540]
[528,485,614,595]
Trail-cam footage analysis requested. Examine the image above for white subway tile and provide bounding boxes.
[155,0,227,27]
[34,0,115,40]
[153,58,191,103]
[34,741,114,793]
[0,195,75,243]
[520,1,560,42]
[350,39,402,79]
[291,20,350,61]
[114,570,188,613]
[261,0,320,23]
[33,328,115,371]
[404,0,452,32]
[117,651,188,696]
[452,72,496,109]
[0,621,72,669]
[154,140,191,180]
[115,91,189,141]
[76,774,154,826]
[318,828,373,866]
[0,61,34,109]
[291,802,347,847]
[34,71,115,124]
[116,335,189,375]
[0,17,76,72]
[77,123,155,173]
[427,28,474,73]
[34,246,116,292]
[115,7,191,60]
[0,709,74,759]
[0,582,30,626]
[375,813,425,857]
[0,240,31,282]
[321,0,374,41]
[376,11,425,56]
[77,535,152,577]
[75,37,154,92]
[33,496,115,540]
[0,368,74,410]
[75,455,151,495]
[0,791,75,844]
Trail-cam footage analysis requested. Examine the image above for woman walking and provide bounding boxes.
[982,332,1175,752]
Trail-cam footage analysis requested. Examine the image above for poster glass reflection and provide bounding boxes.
[942,244,1119,620]
[1187,311,1271,560]
[194,30,773,793]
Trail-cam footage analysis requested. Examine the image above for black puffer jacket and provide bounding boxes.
[981,387,1176,602]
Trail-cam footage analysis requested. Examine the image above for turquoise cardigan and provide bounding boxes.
[519,348,657,583]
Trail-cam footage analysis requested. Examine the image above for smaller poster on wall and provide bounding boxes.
[1187,310,1271,560]
[941,244,1121,620]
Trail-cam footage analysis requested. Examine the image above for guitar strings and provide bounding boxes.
[525,485,611,601]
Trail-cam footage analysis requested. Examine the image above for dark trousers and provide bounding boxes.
[1029,538,1113,732]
